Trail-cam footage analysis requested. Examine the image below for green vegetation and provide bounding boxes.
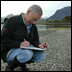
[61,16,71,23]
[46,16,71,23]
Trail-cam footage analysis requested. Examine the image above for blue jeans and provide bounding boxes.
[6,44,46,63]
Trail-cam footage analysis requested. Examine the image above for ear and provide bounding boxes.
[27,9,31,15]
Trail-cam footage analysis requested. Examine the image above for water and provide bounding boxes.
[36,25,47,30]
[1,24,71,30]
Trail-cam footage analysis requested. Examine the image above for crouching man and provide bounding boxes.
[1,4,49,71]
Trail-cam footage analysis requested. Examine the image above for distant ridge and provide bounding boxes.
[48,6,71,21]
[1,14,14,23]
[6,14,14,18]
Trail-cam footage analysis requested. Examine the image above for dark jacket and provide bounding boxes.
[1,13,41,62]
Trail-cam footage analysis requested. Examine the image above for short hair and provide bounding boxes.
[28,4,43,16]
[4,18,8,22]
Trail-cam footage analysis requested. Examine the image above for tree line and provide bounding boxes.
[46,16,71,23]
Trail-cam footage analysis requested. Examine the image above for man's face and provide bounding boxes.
[26,11,41,25]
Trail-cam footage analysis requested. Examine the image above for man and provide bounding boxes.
[4,18,8,23]
[1,4,49,71]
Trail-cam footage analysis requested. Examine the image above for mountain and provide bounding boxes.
[48,6,71,21]
[1,14,14,23]
[6,14,14,18]
[37,17,47,22]
[1,17,5,23]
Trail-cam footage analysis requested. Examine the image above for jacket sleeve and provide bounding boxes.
[32,26,41,47]
[1,17,21,48]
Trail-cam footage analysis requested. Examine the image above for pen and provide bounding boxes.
[24,39,26,41]
[45,43,47,47]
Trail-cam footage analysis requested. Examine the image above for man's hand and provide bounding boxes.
[38,43,49,50]
[20,41,30,47]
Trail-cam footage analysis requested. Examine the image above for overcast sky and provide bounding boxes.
[1,1,71,18]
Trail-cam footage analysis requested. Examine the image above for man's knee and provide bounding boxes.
[38,51,46,61]
[24,50,33,58]
[32,51,46,62]
[17,49,34,63]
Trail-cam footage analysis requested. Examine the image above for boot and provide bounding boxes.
[20,59,34,71]
[5,56,20,71]
[20,63,31,71]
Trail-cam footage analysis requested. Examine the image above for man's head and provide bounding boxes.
[4,18,8,23]
[23,4,43,25]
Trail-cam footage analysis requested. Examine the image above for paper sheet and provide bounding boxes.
[20,46,47,50]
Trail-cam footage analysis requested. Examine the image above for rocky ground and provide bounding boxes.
[1,29,71,71]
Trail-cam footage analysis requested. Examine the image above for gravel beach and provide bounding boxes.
[1,29,71,71]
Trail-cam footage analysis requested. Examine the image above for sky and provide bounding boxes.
[1,1,71,18]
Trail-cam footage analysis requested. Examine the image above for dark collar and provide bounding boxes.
[19,13,24,24]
